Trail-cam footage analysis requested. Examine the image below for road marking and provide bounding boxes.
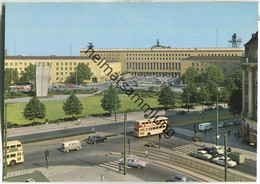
[98,160,131,172]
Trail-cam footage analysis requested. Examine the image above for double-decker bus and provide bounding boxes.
[4,140,24,166]
[134,117,168,137]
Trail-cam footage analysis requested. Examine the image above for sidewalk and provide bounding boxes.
[7,110,165,137]
[6,165,145,182]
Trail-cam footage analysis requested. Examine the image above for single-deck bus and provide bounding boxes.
[4,140,24,166]
[134,117,168,137]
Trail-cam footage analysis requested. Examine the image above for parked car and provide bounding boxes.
[211,146,224,155]
[214,105,224,110]
[212,157,237,168]
[176,111,187,115]
[204,106,214,111]
[119,158,147,169]
[190,150,212,160]
[87,135,107,144]
[166,174,188,182]
[61,140,82,152]
[197,147,218,158]
[218,121,229,128]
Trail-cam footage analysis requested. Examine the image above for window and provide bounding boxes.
[10,145,15,148]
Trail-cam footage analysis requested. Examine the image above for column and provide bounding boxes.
[242,69,246,114]
[248,68,253,118]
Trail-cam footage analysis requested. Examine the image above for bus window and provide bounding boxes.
[17,152,21,156]
[17,144,21,147]
[10,145,15,148]
[10,154,16,157]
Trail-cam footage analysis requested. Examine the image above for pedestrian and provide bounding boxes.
[118,164,122,172]
[204,129,207,135]
[228,130,231,136]
[234,131,237,137]
[145,149,148,158]
[237,131,240,140]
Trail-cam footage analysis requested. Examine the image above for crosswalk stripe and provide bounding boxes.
[98,160,132,171]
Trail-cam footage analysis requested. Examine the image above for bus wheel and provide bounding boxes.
[10,160,16,166]
[147,132,151,137]
[137,165,141,169]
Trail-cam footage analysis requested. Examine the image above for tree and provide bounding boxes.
[23,96,46,122]
[227,69,242,115]
[219,87,231,107]
[200,66,225,104]
[158,85,175,109]
[101,83,121,115]
[197,86,211,105]
[62,93,83,118]
[19,63,35,84]
[182,67,199,84]
[4,68,19,90]
[181,81,198,104]
[200,66,225,84]
[66,63,92,85]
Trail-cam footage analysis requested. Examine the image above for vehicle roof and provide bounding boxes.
[7,140,22,145]
[62,140,80,144]
[175,174,187,178]
[199,122,211,125]
[136,116,168,122]
[198,150,207,154]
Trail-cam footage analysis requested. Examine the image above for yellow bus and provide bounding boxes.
[4,140,24,166]
[134,117,169,137]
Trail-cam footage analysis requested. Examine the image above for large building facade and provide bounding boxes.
[5,56,121,84]
[241,32,258,145]
[81,41,244,78]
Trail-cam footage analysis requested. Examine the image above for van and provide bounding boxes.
[61,140,82,152]
[199,123,212,131]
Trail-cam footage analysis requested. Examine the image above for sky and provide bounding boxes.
[5,2,258,56]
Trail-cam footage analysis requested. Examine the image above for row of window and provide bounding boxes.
[56,67,76,71]
[126,62,181,71]
[127,53,190,57]
[7,152,22,158]
[127,57,184,61]
[198,53,238,57]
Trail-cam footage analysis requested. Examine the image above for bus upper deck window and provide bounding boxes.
[10,145,15,148]
[17,144,21,147]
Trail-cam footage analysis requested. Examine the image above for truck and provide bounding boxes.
[228,152,245,164]
[199,122,212,131]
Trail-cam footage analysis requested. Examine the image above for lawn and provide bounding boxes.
[169,110,240,127]
[6,95,161,125]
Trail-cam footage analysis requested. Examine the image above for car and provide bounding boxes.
[167,174,188,182]
[212,157,237,168]
[197,147,218,158]
[119,158,147,169]
[214,105,224,110]
[228,121,235,126]
[87,135,107,144]
[204,106,214,111]
[176,111,187,115]
[218,121,229,128]
[211,146,224,155]
[190,150,212,160]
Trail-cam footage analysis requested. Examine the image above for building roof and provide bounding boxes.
[80,47,245,52]
[244,31,258,46]
[5,56,92,60]
[183,56,242,61]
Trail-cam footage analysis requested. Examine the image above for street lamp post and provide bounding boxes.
[184,72,190,112]
[115,88,117,122]
[216,91,219,146]
[224,134,228,181]
[123,111,127,175]
[4,103,7,176]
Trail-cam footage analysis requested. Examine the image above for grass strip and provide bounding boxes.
[23,131,96,144]
[171,112,240,127]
